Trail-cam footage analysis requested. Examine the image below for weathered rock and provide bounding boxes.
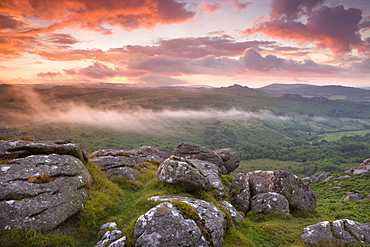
[91,154,145,181]
[174,143,224,171]
[221,200,244,222]
[214,148,241,174]
[158,156,225,196]
[247,170,316,211]
[343,190,363,201]
[108,236,126,247]
[95,230,124,247]
[251,192,290,215]
[0,154,92,231]
[130,145,168,162]
[302,221,338,244]
[0,139,86,162]
[90,146,168,163]
[315,172,328,182]
[143,195,227,247]
[302,219,370,245]
[100,222,118,231]
[229,173,250,213]
[353,169,370,175]
[334,175,351,181]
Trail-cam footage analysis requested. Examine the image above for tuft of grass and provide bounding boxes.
[27,173,56,184]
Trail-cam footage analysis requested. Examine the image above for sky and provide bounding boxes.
[1,0,370,89]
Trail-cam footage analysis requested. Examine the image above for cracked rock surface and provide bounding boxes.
[302,219,370,245]
[0,140,92,231]
[134,195,226,247]
[158,156,225,196]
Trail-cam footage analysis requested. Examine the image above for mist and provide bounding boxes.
[1,85,325,132]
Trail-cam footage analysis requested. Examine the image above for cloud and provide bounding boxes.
[240,48,340,73]
[245,0,367,54]
[139,75,188,86]
[65,62,127,79]
[1,0,196,33]
[37,72,62,78]
[201,2,222,13]
[0,14,26,30]
[232,0,250,12]
[349,58,370,73]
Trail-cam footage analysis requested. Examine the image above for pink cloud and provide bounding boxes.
[201,2,222,14]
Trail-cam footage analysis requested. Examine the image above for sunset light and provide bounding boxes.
[0,0,369,88]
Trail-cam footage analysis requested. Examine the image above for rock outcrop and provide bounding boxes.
[90,145,168,163]
[158,156,225,196]
[251,192,290,215]
[0,139,87,162]
[174,143,241,174]
[230,170,316,215]
[229,173,250,213]
[302,219,370,245]
[343,190,363,201]
[0,140,92,231]
[91,153,145,181]
[346,158,370,175]
[134,195,227,247]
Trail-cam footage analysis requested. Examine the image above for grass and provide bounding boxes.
[1,149,369,246]
[231,159,304,177]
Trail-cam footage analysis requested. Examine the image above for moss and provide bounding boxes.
[171,200,200,221]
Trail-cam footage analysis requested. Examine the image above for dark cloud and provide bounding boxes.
[240,48,340,72]
[245,0,367,54]
[46,33,79,46]
[0,14,25,30]
[270,0,324,20]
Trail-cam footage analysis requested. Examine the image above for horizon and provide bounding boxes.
[1,0,370,88]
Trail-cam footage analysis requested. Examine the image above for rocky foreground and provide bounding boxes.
[1,139,369,246]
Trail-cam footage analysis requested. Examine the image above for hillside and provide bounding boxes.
[258,84,370,101]
[0,134,369,246]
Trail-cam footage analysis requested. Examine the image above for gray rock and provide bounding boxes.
[214,148,241,174]
[353,169,370,175]
[302,219,370,245]
[91,154,145,181]
[146,195,227,247]
[301,177,313,183]
[247,170,316,211]
[334,175,351,181]
[229,173,250,213]
[323,175,333,182]
[302,221,338,244]
[100,222,118,231]
[158,156,225,196]
[343,191,363,201]
[315,172,328,182]
[108,236,126,247]
[90,146,168,163]
[0,154,92,231]
[251,192,290,215]
[134,202,208,247]
[95,230,123,247]
[130,145,168,162]
[0,139,86,162]
[221,201,244,222]
[174,143,223,169]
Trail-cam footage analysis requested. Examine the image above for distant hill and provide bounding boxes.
[257,83,370,101]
